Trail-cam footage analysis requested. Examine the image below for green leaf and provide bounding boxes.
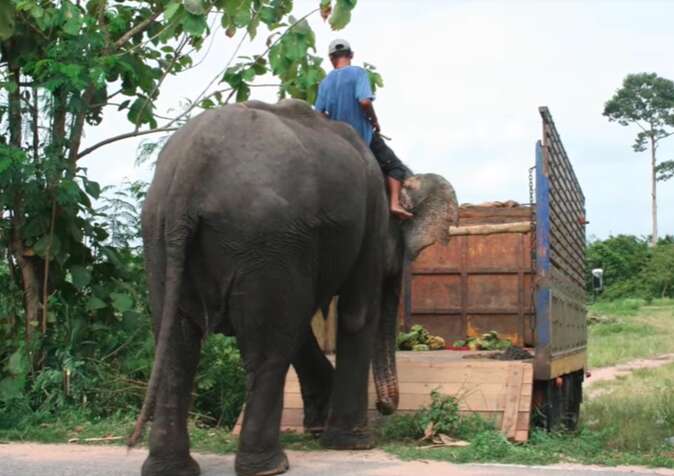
[165,2,182,20]
[86,296,107,311]
[127,97,154,127]
[70,265,92,290]
[236,83,250,102]
[111,292,134,312]
[183,0,206,15]
[32,234,60,258]
[329,0,356,30]
[82,177,101,199]
[0,1,16,40]
[182,12,207,36]
[7,350,27,376]
[320,0,331,20]
[0,157,12,174]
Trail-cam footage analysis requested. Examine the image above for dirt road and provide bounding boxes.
[1,443,673,476]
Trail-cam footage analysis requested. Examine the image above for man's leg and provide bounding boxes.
[369,134,413,220]
[386,176,413,220]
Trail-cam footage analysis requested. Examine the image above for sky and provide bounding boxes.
[80,0,674,240]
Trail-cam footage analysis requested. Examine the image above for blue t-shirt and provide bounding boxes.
[315,66,375,145]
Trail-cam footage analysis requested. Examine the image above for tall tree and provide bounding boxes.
[604,73,674,247]
[0,0,357,362]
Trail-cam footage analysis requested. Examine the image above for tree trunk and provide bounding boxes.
[651,136,658,246]
[7,49,43,347]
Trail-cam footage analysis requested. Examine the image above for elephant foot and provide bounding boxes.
[320,427,373,450]
[235,448,289,476]
[303,401,329,437]
[304,425,325,437]
[141,453,200,476]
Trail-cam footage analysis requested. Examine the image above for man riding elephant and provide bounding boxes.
[315,39,414,220]
[131,97,458,476]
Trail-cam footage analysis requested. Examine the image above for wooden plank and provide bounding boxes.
[500,364,524,439]
[247,354,534,442]
[514,429,529,442]
[449,222,532,236]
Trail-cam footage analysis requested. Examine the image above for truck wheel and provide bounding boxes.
[532,370,583,431]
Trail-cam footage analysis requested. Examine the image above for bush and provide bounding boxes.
[376,390,493,442]
[587,235,674,300]
[194,335,246,428]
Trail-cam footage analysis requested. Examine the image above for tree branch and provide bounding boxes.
[134,35,189,132]
[67,85,97,166]
[77,127,179,160]
[114,10,162,48]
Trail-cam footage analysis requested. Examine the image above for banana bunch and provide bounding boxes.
[453,331,512,351]
[397,325,446,351]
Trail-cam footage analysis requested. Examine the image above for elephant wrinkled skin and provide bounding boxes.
[132,99,458,476]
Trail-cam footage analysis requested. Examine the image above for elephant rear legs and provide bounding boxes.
[234,274,317,476]
[142,313,203,476]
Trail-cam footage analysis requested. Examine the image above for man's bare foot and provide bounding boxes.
[391,204,413,220]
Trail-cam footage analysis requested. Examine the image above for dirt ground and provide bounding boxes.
[584,353,674,397]
[1,443,673,476]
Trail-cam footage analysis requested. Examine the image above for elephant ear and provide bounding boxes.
[400,174,459,260]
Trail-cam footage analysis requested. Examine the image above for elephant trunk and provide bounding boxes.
[372,279,401,415]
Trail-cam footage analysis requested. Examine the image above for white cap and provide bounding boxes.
[328,39,352,56]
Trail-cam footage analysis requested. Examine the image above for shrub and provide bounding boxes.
[376,390,493,442]
[194,335,246,429]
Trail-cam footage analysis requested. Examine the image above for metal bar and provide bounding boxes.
[535,140,553,379]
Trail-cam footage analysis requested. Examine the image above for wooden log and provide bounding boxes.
[449,222,532,236]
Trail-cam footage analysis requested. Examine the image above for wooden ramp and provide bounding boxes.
[234,351,533,442]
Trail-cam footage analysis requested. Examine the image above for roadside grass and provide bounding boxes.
[384,428,673,468]
[582,362,674,454]
[0,411,318,454]
[588,298,674,367]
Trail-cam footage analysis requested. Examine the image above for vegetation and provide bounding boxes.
[584,362,674,454]
[603,72,674,246]
[587,235,674,300]
[588,298,674,367]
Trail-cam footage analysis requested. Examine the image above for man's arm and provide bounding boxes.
[359,99,380,132]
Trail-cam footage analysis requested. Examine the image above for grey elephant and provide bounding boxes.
[130,99,458,476]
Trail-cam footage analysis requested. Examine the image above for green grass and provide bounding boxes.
[385,428,673,468]
[582,362,674,454]
[588,298,674,367]
[0,410,318,453]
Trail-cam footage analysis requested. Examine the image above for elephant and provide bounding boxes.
[130,99,458,476]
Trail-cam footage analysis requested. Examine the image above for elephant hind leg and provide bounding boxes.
[233,272,316,476]
[142,312,203,476]
[292,327,334,435]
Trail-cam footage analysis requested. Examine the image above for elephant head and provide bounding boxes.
[373,173,459,416]
[400,173,459,259]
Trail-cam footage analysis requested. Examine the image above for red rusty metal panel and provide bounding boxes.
[466,234,523,270]
[415,235,462,269]
[412,315,466,344]
[411,274,461,312]
[466,275,520,311]
[406,205,536,348]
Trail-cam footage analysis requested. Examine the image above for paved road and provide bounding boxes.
[1,444,672,476]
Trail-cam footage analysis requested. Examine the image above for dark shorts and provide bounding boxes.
[369,133,409,182]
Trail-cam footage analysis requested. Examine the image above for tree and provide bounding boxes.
[0,0,358,366]
[640,243,674,298]
[603,73,674,247]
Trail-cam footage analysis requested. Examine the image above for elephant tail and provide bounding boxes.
[128,214,194,448]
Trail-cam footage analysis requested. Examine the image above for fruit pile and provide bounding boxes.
[397,324,446,351]
[452,331,512,351]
